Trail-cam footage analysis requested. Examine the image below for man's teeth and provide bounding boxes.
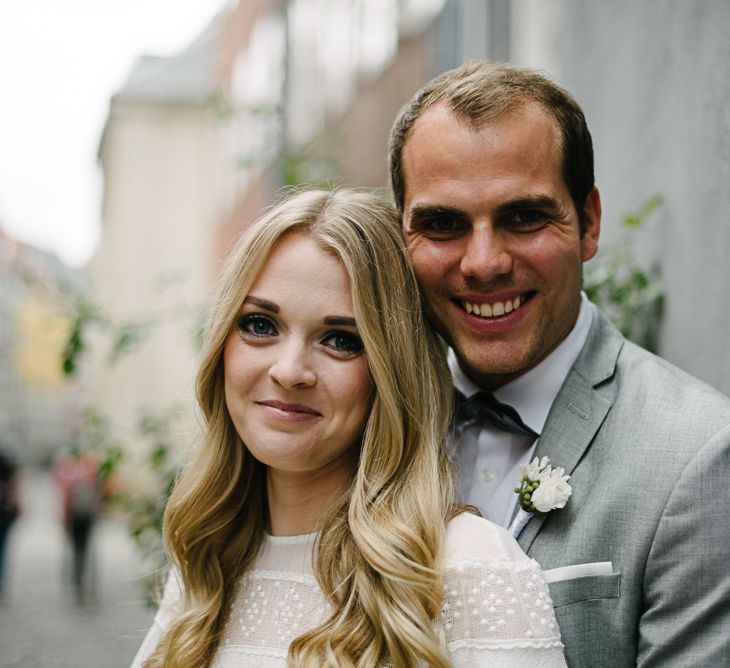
[463,295,523,318]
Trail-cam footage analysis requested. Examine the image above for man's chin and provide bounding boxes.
[453,342,538,388]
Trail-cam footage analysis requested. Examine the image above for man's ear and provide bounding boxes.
[581,187,601,262]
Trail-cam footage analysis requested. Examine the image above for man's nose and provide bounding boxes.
[268,343,317,389]
[459,226,513,282]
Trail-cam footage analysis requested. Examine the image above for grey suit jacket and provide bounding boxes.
[517,309,730,667]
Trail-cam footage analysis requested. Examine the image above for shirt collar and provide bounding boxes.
[449,293,595,434]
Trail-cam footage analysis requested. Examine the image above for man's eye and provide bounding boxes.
[322,331,364,356]
[430,218,457,232]
[237,314,277,337]
[407,209,468,238]
[417,217,467,238]
[511,210,545,226]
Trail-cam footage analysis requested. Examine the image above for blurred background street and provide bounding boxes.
[0,469,153,668]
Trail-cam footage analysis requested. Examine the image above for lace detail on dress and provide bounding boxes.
[446,556,543,572]
[218,569,332,656]
[133,516,566,667]
[213,557,561,663]
[248,568,317,584]
[440,559,561,649]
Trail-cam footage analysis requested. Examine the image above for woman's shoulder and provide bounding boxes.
[444,512,534,567]
[440,513,565,663]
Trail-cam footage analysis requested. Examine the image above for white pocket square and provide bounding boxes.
[543,561,614,584]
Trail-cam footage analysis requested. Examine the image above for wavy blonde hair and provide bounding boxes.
[145,188,457,667]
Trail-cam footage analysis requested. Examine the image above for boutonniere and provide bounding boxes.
[508,456,572,539]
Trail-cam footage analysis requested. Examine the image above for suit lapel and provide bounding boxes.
[517,310,624,552]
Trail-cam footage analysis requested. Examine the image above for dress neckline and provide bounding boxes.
[264,531,318,546]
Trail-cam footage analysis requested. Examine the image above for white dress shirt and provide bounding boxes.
[450,293,595,527]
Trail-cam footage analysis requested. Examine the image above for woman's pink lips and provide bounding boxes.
[256,400,322,422]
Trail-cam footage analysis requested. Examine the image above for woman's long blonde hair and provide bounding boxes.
[145,188,457,667]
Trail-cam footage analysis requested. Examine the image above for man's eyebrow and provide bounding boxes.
[407,204,466,227]
[324,316,357,327]
[496,196,564,216]
[243,296,279,313]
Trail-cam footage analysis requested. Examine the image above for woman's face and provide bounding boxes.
[223,232,373,485]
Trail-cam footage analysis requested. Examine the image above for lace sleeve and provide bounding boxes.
[441,514,567,667]
[129,572,182,668]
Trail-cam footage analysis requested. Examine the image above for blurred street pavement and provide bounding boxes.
[0,469,155,667]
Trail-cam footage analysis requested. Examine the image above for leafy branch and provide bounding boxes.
[61,298,204,378]
[584,194,664,352]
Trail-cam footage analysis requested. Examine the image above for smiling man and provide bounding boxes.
[389,61,730,667]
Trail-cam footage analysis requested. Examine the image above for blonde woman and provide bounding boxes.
[131,189,566,667]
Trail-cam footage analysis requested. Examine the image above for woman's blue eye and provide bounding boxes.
[238,315,276,337]
[323,331,364,355]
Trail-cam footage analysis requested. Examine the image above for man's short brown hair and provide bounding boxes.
[388,60,595,233]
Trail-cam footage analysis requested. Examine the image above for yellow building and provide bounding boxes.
[0,230,82,464]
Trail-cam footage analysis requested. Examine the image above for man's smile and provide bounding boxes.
[457,291,535,319]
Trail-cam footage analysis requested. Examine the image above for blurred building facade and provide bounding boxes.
[91,0,730,457]
[92,13,224,448]
[0,230,82,465]
[507,0,730,395]
[92,0,451,453]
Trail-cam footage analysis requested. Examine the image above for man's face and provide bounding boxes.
[401,102,600,390]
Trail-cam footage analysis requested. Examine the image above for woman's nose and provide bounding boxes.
[268,343,317,389]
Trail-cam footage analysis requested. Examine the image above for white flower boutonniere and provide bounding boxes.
[508,456,572,539]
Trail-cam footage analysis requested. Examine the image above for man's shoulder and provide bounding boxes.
[578,309,730,426]
[614,330,728,411]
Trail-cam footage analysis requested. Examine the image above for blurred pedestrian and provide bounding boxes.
[53,449,102,604]
[0,449,21,600]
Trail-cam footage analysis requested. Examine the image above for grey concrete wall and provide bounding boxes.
[514,0,730,394]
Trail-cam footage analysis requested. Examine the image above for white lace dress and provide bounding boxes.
[131,513,566,667]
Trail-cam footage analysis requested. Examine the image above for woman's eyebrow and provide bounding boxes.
[243,296,279,313]
[324,316,357,327]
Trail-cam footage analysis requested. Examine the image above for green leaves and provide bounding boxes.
[61,296,204,377]
[584,194,665,352]
[61,299,102,376]
[622,193,663,228]
[108,322,151,364]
